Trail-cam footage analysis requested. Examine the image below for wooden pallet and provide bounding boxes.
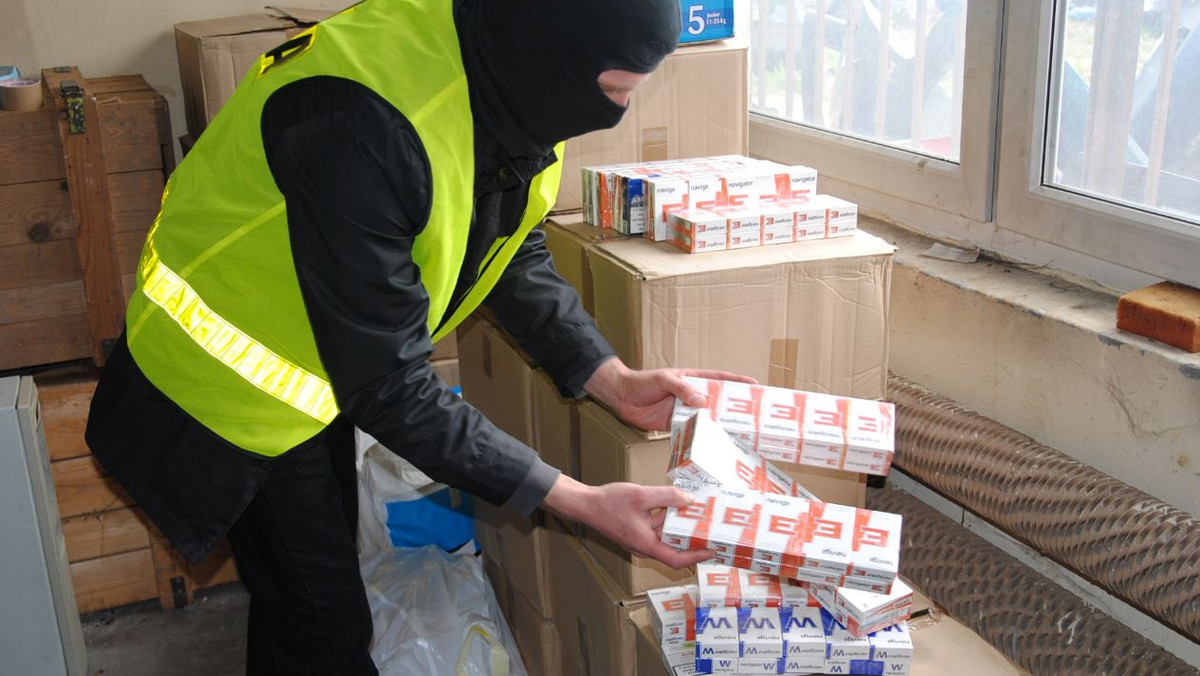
[35,366,239,613]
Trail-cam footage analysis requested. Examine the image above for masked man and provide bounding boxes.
[87,0,736,672]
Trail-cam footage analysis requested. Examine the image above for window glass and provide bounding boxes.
[1047,0,1200,224]
[749,0,968,162]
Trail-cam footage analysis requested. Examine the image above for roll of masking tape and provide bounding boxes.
[1,78,43,112]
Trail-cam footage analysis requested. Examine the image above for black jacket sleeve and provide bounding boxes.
[261,77,558,512]
[483,228,616,397]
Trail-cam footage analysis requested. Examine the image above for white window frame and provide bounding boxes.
[748,0,1200,292]
[993,0,1200,290]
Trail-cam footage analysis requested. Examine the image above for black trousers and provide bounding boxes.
[225,417,379,676]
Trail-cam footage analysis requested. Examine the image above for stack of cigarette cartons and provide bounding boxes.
[674,377,896,477]
[646,576,915,675]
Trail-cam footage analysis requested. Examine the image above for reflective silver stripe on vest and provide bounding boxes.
[139,249,338,424]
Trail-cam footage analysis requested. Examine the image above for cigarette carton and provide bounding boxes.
[870,622,914,675]
[698,564,786,608]
[661,641,696,668]
[667,411,811,499]
[754,161,819,203]
[761,205,796,245]
[781,605,825,672]
[811,194,858,238]
[738,606,784,661]
[810,578,913,638]
[669,208,727,253]
[789,199,828,241]
[695,606,739,674]
[648,585,700,646]
[675,377,896,477]
[823,609,872,673]
[670,663,703,676]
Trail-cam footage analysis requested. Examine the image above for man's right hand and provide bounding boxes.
[541,474,715,569]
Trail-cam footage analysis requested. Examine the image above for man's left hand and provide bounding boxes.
[582,357,756,431]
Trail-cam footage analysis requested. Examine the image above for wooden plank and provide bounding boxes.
[36,373,98,461]
[62,507,152,563]
[0,238,81,291]
[44,67,126,366]
[0,107,66,185]
[89,75,151,96]
[70,547,158,613]
[0,279,86,325]
[100,99,168,175]
[0,179,74,248]
[109,169,163,234]
[115,230,148,278]
[50,454,135,518]
[0,314,91,371]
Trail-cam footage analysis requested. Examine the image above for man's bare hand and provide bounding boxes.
[542,475,713,568]
[582,357,756,431]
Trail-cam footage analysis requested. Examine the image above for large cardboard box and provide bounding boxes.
[174,7,333,138]
[583,228,895,401]
[548,532,644,676]
[457,314,537,446]
[483,556,563,676]
[474,499,564,620]
[555,41,749,213]
[576,402,694,595]
[531,370,579,479]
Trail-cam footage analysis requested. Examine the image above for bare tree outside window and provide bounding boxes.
[1047,0,1200,225]
[749,0,968,162]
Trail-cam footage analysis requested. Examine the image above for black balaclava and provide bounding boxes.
[455,0,680,159]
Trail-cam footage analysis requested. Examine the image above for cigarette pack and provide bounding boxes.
[809,577,913,637]
[668,208,727,253]
[707,204,763,250]
[695,606,739,674]
[720,173,759,209]
[646,175,690,241]
[806,194,858,238]
[648,584,700,646]
[675,377,896,477]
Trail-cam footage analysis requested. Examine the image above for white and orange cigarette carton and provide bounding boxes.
[668,208,727,253]
[647,584,699,646]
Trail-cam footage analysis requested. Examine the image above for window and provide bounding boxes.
[748,0,1200,290]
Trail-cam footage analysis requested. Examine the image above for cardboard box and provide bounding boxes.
[634,606,676,676]
[577,402,696,594]
[483,557,563,676]
[555,41,748,213]
[174,7,333,138]
[541,220,624,316]
[457,314,537,446]
[548,532,643,676]
[474,499,566,619]
[583,228,894,400]
[531,370,579,479]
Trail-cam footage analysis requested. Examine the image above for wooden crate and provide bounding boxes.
[0,67,173,371]
[35,367,239,614]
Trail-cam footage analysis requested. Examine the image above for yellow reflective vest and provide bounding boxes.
[126,0,563,456]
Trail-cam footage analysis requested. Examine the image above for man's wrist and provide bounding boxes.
[542,474,597,523]
[581,356,629,409]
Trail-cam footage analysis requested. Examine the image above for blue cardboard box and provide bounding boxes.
[679,0,735,44]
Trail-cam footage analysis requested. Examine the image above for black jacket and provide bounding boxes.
[86,76,614,563]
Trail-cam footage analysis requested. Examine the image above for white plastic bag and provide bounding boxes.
[361,546,528,676]
[355,430,475,556]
